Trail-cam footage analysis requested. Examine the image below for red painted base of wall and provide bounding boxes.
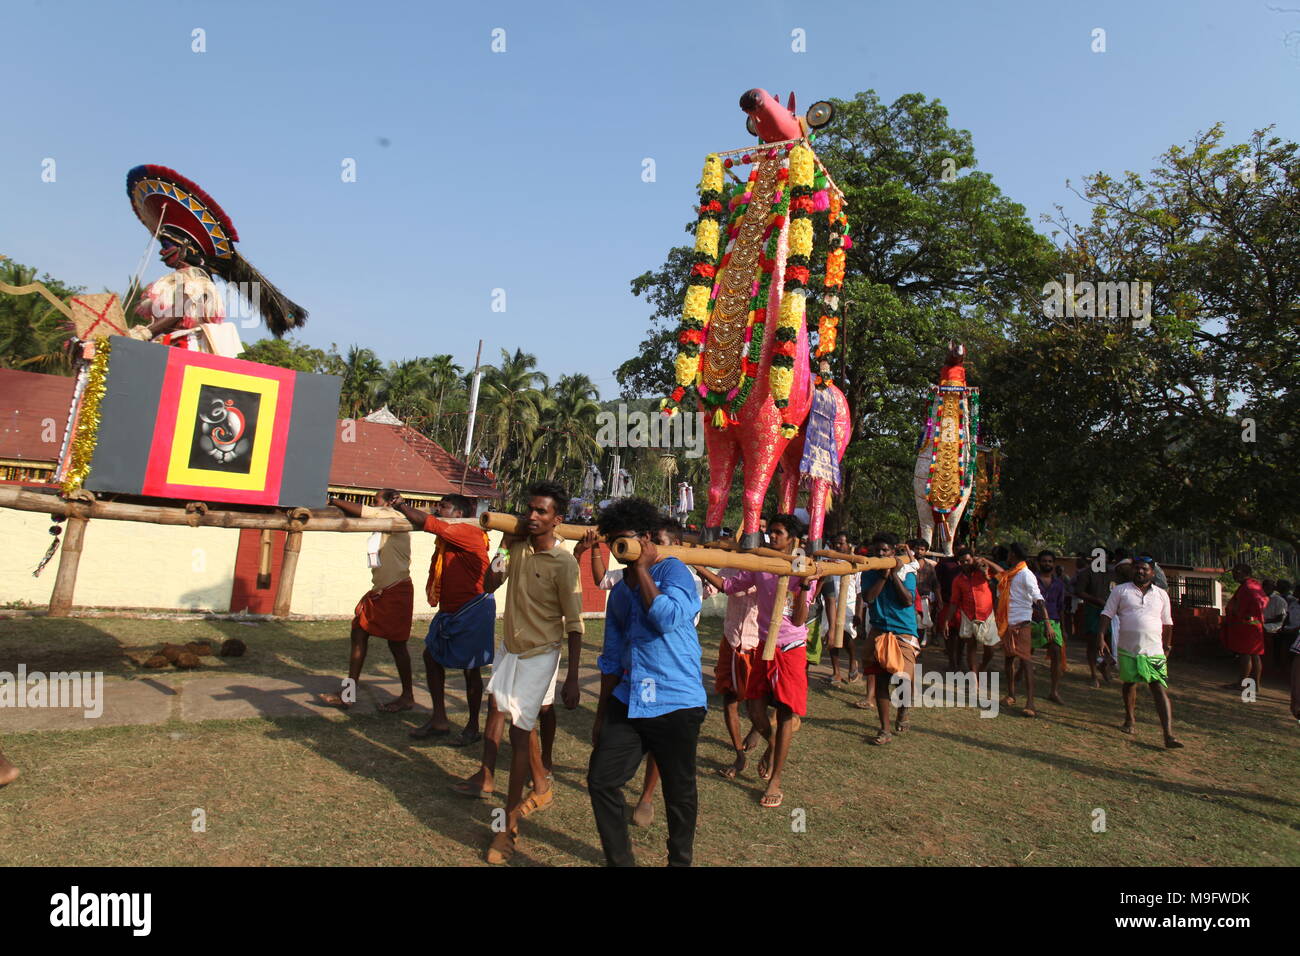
[230,528,285,614]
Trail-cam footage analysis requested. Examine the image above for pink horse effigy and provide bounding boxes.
[662,89,851,551]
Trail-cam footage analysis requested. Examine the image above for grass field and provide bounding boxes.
[1,615,1297,866]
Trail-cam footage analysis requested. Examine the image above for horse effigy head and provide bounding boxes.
[740,88,835,142]
[945,340,967,366]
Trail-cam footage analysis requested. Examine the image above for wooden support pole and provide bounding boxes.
[273,530,302,618]
[256,529,273,590]
[48,515,88,617]
[830,570,851,649]
[761,574,792,662]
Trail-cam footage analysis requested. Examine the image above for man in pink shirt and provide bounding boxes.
[705,568,763,780]
[697,514,816,809]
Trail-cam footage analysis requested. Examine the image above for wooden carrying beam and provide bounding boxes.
[611,537,815,576]
[0,487,413,532]
[479,511,597,541]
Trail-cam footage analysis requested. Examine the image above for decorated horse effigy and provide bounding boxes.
[913,342,980,555]
[662,89,851,552]
[56,166,338,507]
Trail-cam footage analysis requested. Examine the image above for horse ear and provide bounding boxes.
[787,91,797,114]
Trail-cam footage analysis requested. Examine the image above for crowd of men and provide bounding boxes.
[290,483,1298,866]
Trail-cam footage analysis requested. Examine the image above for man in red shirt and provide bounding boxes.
[1222,562,1269,693]
[943,547,999,674]
[392,494,494,747]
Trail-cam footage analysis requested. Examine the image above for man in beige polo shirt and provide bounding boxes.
[319,488,416,712]
[477,480,584,864]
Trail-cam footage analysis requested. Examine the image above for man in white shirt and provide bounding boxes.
[1265,580,1290,667]
[994,543,1048,717]
[1099,554,1182,749]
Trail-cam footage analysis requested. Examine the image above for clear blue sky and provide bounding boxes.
[3,0,1295,397]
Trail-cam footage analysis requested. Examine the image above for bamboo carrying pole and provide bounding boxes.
[610,537,814,577]
[478,511,601,542]
[48,515,88,617]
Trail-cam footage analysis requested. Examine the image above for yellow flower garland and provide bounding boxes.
[694,218,719,258]
[789,144,815,187]
[699,153,723,193]
[769,291,804,407]
[789,218,813,258]
[683,284,709,321]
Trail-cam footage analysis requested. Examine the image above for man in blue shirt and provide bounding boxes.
[587,497,706,866]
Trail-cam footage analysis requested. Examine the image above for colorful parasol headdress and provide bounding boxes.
[126,164,308,336]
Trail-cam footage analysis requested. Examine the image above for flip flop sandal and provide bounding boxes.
[869,731,893,746]
[519,787,554,817]
[409,723,452,739]
[759,792,784,809]
[894,717,910,733]
[1022,708,1038,718]
[451,781,494,800]
[451,728,482,747]
[852,698,875,710]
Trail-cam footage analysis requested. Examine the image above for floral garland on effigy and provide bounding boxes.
[815,191,851,384]
[61,338,112,496]
[922,385,980,510]
[771,142,824,437]
[664,154,727,417]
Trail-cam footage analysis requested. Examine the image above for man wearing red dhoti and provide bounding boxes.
[1221,563,1268,693]
[319,489,416,712]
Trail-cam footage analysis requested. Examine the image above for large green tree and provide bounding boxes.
[983,125,1300,551]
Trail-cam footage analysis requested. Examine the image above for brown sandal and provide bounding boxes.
[519,787,554,817]
[485,829,517,864]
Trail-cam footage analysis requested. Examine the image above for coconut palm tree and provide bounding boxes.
[338,345,383,418]
[531,373,603,485]
[375,358,437,426]
[476,348,548,497]
[0,260,79,374]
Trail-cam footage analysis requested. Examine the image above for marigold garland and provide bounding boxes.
[662,155,731,415]
[61,338,111,495]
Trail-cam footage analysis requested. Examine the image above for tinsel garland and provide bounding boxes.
[663,154,727,415]
[728,163,791,418]
[695,174,753,419]
[61,338,111,495]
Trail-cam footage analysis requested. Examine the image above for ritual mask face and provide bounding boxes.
[158,226,206,270]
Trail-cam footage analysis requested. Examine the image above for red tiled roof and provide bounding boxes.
[0,368,73,462]
[0,369,498,498]
[330,419,498,497]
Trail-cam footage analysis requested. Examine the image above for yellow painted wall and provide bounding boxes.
[0,508,239,611]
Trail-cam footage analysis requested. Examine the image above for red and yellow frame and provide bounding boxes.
[141,349,296,504]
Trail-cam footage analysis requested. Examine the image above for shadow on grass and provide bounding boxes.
[205,649,608,866]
